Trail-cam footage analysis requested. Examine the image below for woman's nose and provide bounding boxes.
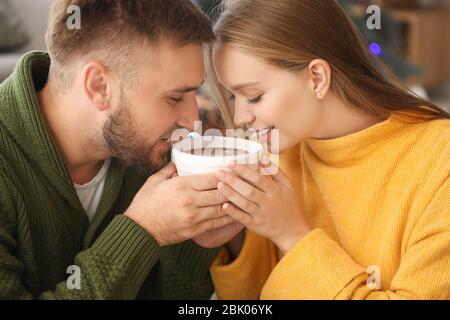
[234,103,255,128]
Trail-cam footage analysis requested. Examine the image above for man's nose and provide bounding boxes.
[176,94,199,132]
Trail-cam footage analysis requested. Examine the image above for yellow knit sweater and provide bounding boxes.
[211,116,450,300]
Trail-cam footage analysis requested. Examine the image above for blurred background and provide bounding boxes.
[1,0,449,114]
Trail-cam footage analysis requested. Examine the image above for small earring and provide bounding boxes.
[317,92,322,98]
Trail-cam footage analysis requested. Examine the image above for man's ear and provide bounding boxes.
[82,62,113,111]
[307,59,331,100]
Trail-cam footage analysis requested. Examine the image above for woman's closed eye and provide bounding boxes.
[247,95,263,105]
[228,93,263,105]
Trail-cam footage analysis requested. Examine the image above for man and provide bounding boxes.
[0,0,239,299]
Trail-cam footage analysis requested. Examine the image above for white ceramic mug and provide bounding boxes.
[171,136,264,176]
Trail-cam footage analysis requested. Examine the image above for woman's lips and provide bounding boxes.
[257,126,274,142]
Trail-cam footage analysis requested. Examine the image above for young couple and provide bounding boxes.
[0,0,447,300]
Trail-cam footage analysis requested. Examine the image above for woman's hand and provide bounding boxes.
[216,156,311,254]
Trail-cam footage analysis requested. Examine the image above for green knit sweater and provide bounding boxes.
[0,51,218,299]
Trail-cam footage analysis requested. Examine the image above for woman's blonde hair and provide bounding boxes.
[206,0,449,128]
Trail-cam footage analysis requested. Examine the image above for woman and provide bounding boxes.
[204,0,450,299]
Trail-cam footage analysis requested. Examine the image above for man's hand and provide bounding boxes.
[192,221,245,249]
[125,163,232,246]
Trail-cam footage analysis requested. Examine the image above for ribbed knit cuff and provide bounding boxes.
[91,215,160,288]
[261,229,366,300]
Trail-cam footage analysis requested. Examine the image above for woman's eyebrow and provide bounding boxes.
[231,82,261,92]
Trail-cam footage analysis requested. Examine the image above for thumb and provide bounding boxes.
[261,154,290,186]
[147,162,178,186]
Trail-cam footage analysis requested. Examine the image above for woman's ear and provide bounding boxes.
[82,62,113,111]
[307,59,331,100]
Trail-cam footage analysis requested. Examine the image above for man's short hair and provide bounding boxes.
[46,0,215,88]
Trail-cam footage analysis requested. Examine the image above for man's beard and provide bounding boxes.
[102,95,171,177]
